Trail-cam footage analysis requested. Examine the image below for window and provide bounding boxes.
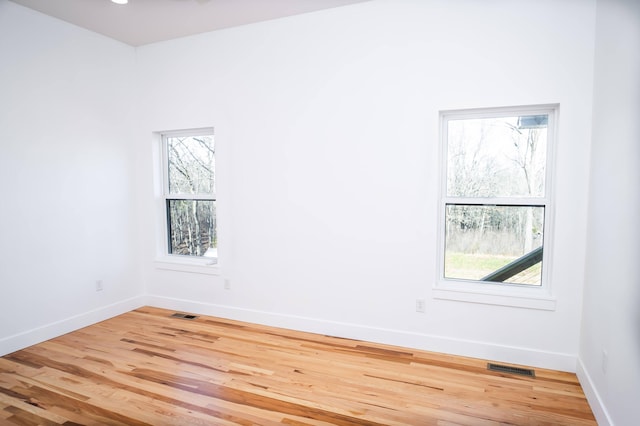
[162,129,217,262]
[436,105,557,308]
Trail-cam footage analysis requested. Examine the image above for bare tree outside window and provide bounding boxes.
[164,133,216,257]
[443,110,551,286]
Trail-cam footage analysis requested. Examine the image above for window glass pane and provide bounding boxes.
[447,115,547,198]
[167,200,217,256]
[444,205,544,286]
[167,135,215,194]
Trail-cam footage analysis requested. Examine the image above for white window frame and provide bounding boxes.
[153,128,219,275]
[434,105,558,310]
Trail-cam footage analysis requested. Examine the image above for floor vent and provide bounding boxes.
[487,363,535,377]
[170,313,199,320]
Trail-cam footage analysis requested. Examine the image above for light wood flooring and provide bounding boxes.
[0,306,596,425]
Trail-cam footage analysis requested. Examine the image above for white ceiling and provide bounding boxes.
[9,0,370,46]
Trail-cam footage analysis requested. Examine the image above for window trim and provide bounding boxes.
[434,105,558,310]
[154,128,219,274]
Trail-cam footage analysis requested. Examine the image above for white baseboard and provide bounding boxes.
[147,296,577,372]
[1,295,578,373]
[0,296,147,357]
[576,358,612,426]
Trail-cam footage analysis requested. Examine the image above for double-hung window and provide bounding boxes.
[436,105,557,309]
[162,129,217,262]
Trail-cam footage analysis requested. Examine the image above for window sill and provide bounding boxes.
[433,281,556,311]
[154,256,220,275]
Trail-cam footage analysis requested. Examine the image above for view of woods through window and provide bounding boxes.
[165,133,216,257]
[443,111,551,286]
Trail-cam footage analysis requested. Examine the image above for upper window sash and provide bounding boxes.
[441,105,556,202]
[161,129,215,198]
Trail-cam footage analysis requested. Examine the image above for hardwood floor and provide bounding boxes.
[0,307,596,425]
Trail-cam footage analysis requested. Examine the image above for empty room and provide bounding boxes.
[0,0,638,424]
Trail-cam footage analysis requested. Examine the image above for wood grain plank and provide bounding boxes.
[0,307,596,425]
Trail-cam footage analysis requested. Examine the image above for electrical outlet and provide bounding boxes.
[224,279,231,290]
[96,280,103,292]
[416,299,426,313]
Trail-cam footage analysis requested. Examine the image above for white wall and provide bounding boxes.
[137,0,596,371]
[7,0,636,421]
[0,0,144,355]
[578,0,640,424]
